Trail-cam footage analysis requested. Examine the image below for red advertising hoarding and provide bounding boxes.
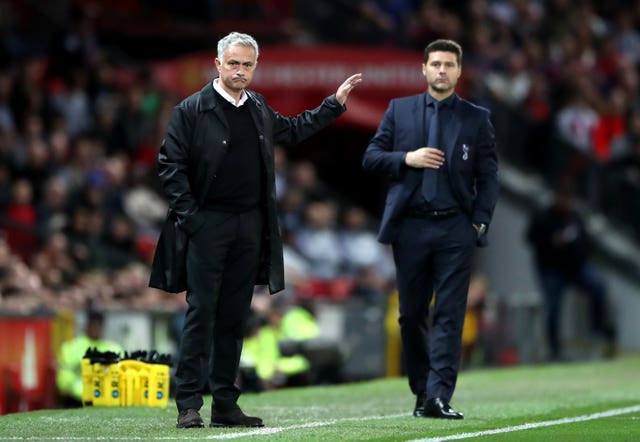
[0,316,55,414]
[151,45,427,130]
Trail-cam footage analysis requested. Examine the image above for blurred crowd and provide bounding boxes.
[1,0,640,318]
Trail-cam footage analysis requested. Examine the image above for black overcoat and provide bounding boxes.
[149,82,345,294]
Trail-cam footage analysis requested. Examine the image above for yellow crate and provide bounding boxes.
[147,363,169,408]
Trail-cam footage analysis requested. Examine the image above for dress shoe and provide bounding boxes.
[176,409,204,428]
[413,393,426,417]
[210,407,264,427]
[424,397,464,420]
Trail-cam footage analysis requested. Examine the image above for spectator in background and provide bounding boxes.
[614,9,640,65]
[47,8,101,81]
[0,162,11,213]
[56,309,122,407]
[0,70,15,132]
[65,205,100,271]
[278,187,307,238]
[288,160,331,202]
[604,110,640,239]
[31,232,78,291]
[553,89,600,186]
[521,72,553,174]
[102,214,139,270]
[483,50,532,169]
[340,204,394,280]
[592,87,628,162]
[111,69,159,157]
[293,200,344,280]
[19,138,52,201]
[555,91,599,158]
[350,265,388,305]
[50,69,94,138]
[4,179,37,263]
[0,241,48,315]
[241,303,313,391]
[357,0,415,46]
[526,187,615,361]
[53,134,103,198]
[122,166,168,235]
[35,177,70,241]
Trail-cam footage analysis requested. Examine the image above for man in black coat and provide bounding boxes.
[149,31,362,429]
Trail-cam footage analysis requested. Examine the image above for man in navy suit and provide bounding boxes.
[363,39,499,419]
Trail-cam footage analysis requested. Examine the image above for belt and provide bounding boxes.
[405,206,461,219]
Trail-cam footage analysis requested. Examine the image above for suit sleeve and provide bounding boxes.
[362,100,407,180]
[471,111,499,226]
[158,103,206,237]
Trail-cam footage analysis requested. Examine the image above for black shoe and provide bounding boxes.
[210,407,264,427]
[176,409,204,428]
[413,393,426,417]
[424,397,464,420]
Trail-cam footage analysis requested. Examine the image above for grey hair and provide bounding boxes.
[217,32,259,62]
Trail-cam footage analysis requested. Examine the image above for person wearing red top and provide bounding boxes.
[3,179,37,263]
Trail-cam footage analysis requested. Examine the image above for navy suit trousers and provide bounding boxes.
[392,213,475,402]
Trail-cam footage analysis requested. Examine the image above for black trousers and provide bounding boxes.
[392,213,475,403]
[175,208,263,412]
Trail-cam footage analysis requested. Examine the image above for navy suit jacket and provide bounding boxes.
[363,92,499,246]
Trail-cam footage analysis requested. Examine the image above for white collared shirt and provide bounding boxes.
[213,78,248,107]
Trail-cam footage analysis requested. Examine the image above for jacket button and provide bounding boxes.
[222,140,227,144]
[259,135,264,140]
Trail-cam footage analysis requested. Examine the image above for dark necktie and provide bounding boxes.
[422,102,440,201]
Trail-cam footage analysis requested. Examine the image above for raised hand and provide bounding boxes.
[336,73,363,105]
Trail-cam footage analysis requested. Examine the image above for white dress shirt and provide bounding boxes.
[213,78,248,107]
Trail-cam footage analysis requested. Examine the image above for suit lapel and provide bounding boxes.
[417,93,428,147]
[406,94,427,190]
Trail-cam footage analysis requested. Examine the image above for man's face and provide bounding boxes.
[422,51,461,95]
[87,319,103,340]
[215,44,257,94]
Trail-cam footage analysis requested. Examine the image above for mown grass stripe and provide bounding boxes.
[409,405,640,442]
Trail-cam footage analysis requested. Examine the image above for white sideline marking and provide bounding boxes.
[203,413,408,440]
[408,405,640,442]
[0,406,638,440]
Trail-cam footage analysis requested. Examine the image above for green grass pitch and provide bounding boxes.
[1,354,639,441]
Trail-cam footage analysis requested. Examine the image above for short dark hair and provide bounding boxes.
[423,39,463,66]
[87,310,105,323]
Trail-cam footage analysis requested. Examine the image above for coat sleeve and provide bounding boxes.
[362,100,407,180]
[158,103,206,237]
[268,94,346,145]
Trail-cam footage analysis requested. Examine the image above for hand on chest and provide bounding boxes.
[396,114,475,167]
